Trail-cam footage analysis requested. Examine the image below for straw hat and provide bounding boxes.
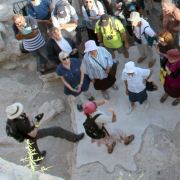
[6,102,23,119]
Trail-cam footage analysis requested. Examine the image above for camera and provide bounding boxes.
[106,35,113,40]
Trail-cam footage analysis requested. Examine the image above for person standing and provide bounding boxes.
[83,40,118,100]
[83,99,135,153]
[95,14,129,61]
[160,49,180,106]
[12,14,50,73]
[56,51,93,111]
[128,11,157,68]
[5,102,84,163]
[122,61,152,113]
[81,0,105,43]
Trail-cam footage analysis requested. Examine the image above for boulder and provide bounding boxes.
[38,99,65,125]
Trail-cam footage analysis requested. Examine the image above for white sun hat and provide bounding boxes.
[6,102,23,119]
[128,11,141,22]
[124,61,136,73]
[84,40,98,53]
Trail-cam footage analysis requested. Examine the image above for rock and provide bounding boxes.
[38,102,57,125]
[38,99,65,125]
[51,99,65,113]
[39,72,59,82]
[0,157,64,180]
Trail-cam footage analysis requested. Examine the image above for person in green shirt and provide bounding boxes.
[95,14,129,61]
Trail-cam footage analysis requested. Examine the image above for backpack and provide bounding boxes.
[143,26,157,47]
[83,114,108,139]
[6,119,25,143]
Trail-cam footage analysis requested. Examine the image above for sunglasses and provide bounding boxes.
[62,56,69,61]
[86,1,92,4]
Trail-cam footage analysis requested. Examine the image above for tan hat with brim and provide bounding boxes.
[6,102,23,120]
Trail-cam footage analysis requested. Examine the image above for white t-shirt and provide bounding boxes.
[122,67,150,93]
[55,38,72,54]
[51,5,78,32]
[133,18,156,44]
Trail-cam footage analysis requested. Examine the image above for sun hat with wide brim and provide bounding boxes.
[83,101,97,115]
[127,11,141,22]
[6,102,23,120]
[166,49,180,59]
[84,40,98,53]
[124,61,136,73]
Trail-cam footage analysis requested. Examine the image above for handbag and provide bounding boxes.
[91,57,117,90]
[146,81,158,91]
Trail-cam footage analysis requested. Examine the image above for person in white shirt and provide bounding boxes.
[128,11,157,68]
[122,61,151,113]
[82,0,105,42]
[83,99,135,154]
[51,2,78,41]
[47,27,78,65]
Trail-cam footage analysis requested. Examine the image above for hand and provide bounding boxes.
[165,66,171,75]
[76,84,82,93]
[126,89,128,95]
[72,48,78,55]
[108,108,114,113]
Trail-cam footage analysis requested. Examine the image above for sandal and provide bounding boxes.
[137,57,146,63]
[124,135,135,145]
[160,93,168,103]
[172,99,180,106]
[148,60,156,68]
[107,142,116,154]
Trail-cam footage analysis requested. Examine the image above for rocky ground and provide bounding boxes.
[0,68,75,180]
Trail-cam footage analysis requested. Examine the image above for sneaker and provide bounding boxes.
[88,96,95,101]
[126,105,135,114]
[35,150,46,164]
[102,91,110,100]
[112,84,119,90]
[77,104,83,112]
[148,59,156,68]
[137,56,146,63]
[124,135,134,145]
[75,133,84,142]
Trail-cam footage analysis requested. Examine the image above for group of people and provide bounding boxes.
[5,0,180,162]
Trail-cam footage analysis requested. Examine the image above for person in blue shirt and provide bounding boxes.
[56,51,94,111]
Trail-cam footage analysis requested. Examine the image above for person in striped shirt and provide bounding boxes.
[83,40,118,100]
[12,14,50,73]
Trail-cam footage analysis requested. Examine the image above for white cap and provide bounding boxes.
[124,61,136,73]
[6,102,23,119]
[84,40,98,53]
[128,11,141,22]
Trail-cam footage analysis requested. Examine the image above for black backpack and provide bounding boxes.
[6,119,25,143]
[83,114,108,139]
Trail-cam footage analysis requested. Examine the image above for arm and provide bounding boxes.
[27,128,38,138]
[94,99,107,106]
[124,80,128,95]
[116,20,129,48]
[60,76,77,92]
[15,29,38,40]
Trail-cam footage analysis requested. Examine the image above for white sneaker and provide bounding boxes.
[126,105,135,114]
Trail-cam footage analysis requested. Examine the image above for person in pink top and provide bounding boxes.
[160,49,180,106]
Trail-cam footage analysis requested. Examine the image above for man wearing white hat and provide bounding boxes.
[122,61,151,113]
[5,102,84,163]
[128,11,157,68]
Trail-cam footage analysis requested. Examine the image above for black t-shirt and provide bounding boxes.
[11,113,35,139]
